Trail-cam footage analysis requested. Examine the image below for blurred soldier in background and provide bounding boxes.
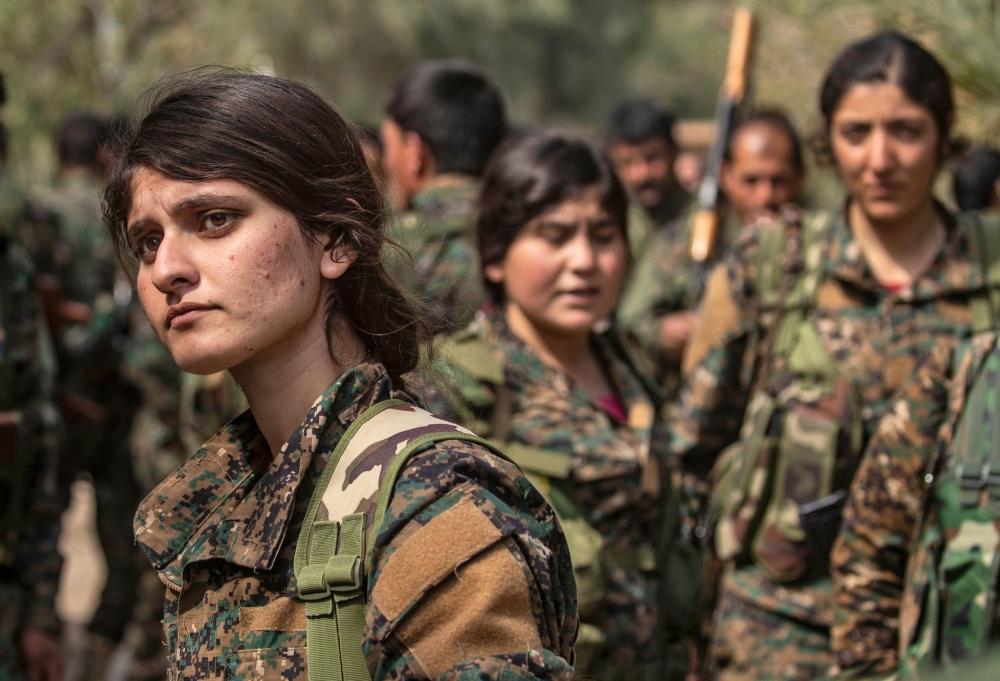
[606,98,692,258]
[617,109,805,396]
[0,69,65,681]
[952,146,1000,213]
[44,111,144,679]
[381,59,506,334]
[719,109,806,225]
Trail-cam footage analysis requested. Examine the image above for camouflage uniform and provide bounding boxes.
[625,188,692,260]
[617,205,735,397]
[0,212,63,680]
[134,361,577,680]
[420,311,684,680]
[124,321,247,681]
[44,169,144,652]
[670,206,991,680]
[831,327,1000,676]
[388,175,484,335]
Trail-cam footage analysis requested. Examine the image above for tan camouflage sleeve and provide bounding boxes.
[363,440,577,680]
[830,342,955,675]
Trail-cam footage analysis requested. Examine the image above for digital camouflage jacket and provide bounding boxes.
[670,206,992,632]
[134,361,577,681]
[420,311,680,679]
[831,327,1000,675]
[388,175,484,335]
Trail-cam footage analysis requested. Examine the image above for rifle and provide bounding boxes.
[689,7,756,264]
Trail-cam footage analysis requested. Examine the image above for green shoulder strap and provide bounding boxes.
[752,212,835,380]
[964,213,1000,333]
[294,399,507,681]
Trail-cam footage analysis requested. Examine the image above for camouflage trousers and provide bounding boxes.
[707,574,832,681]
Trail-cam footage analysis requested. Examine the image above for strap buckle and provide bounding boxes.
[297,554,364,601]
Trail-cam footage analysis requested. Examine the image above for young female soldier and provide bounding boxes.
[423,132,686,680]
[104,71,577,681]
[670,31,995,680]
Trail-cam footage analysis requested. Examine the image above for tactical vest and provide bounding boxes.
[433,330,660,666]
[710,212,861,582]
[898,216,1000,674]
[293,399,508,681]
[712,213,1000,585]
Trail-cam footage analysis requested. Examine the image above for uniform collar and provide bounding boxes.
[481,310,655,424]
[824,201,983,301]
[410,174,479,210]
[133,362,393,584]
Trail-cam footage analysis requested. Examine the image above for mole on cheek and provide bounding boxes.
[299,279,305,288]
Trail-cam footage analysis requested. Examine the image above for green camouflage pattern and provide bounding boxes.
[624,188,692,260]
[42,168,145,644]
[617,204,735,397]
[134,361,577,680]
[671,206,995,679]
[420,310,686,679]
[832,329,1000,677]
[0,218,64,679]
[708,569,833,681]
[387,175,484,335]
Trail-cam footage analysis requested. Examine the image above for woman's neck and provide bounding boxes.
[231,316,365,456]
[848,199,945,287]
[503,303,611,401]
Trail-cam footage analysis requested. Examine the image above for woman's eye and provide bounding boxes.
[132,234,161,262]
[838,125,868,144]
[892,123,925,141]
[201,211,237,231]
[537,226,570,244]
[591,226,621,244]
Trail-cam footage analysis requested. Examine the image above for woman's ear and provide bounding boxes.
[318,234,359,281]
[484,261,504,285]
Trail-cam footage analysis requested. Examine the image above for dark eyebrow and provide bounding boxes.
[126,193,250,236]
[171,193,250,215]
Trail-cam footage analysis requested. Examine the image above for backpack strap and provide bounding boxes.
[752,212,835,386]
[294,399,505,681]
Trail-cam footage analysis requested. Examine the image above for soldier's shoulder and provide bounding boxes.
[434,318,504,385]
[368,432,576,676]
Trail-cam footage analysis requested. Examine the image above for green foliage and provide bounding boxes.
[0,0,995,191]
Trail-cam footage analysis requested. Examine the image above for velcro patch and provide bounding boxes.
[239,597,307,632]
[372,497,502,622]
[394,543,542,678]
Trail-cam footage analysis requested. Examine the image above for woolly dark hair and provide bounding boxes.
[103,69,426,383]
[477,131,628,303]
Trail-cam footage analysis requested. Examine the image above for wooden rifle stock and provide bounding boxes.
[690,7,756,263]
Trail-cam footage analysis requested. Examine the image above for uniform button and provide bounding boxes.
[924,473,934,486]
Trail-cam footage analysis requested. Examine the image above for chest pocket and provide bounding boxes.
[172,583,308,681]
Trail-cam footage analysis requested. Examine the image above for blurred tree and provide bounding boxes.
[0,0,993,192]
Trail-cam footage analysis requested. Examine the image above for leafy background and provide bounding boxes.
[1,0,997,189]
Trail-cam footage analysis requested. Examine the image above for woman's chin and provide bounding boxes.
[169,345,240,376]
